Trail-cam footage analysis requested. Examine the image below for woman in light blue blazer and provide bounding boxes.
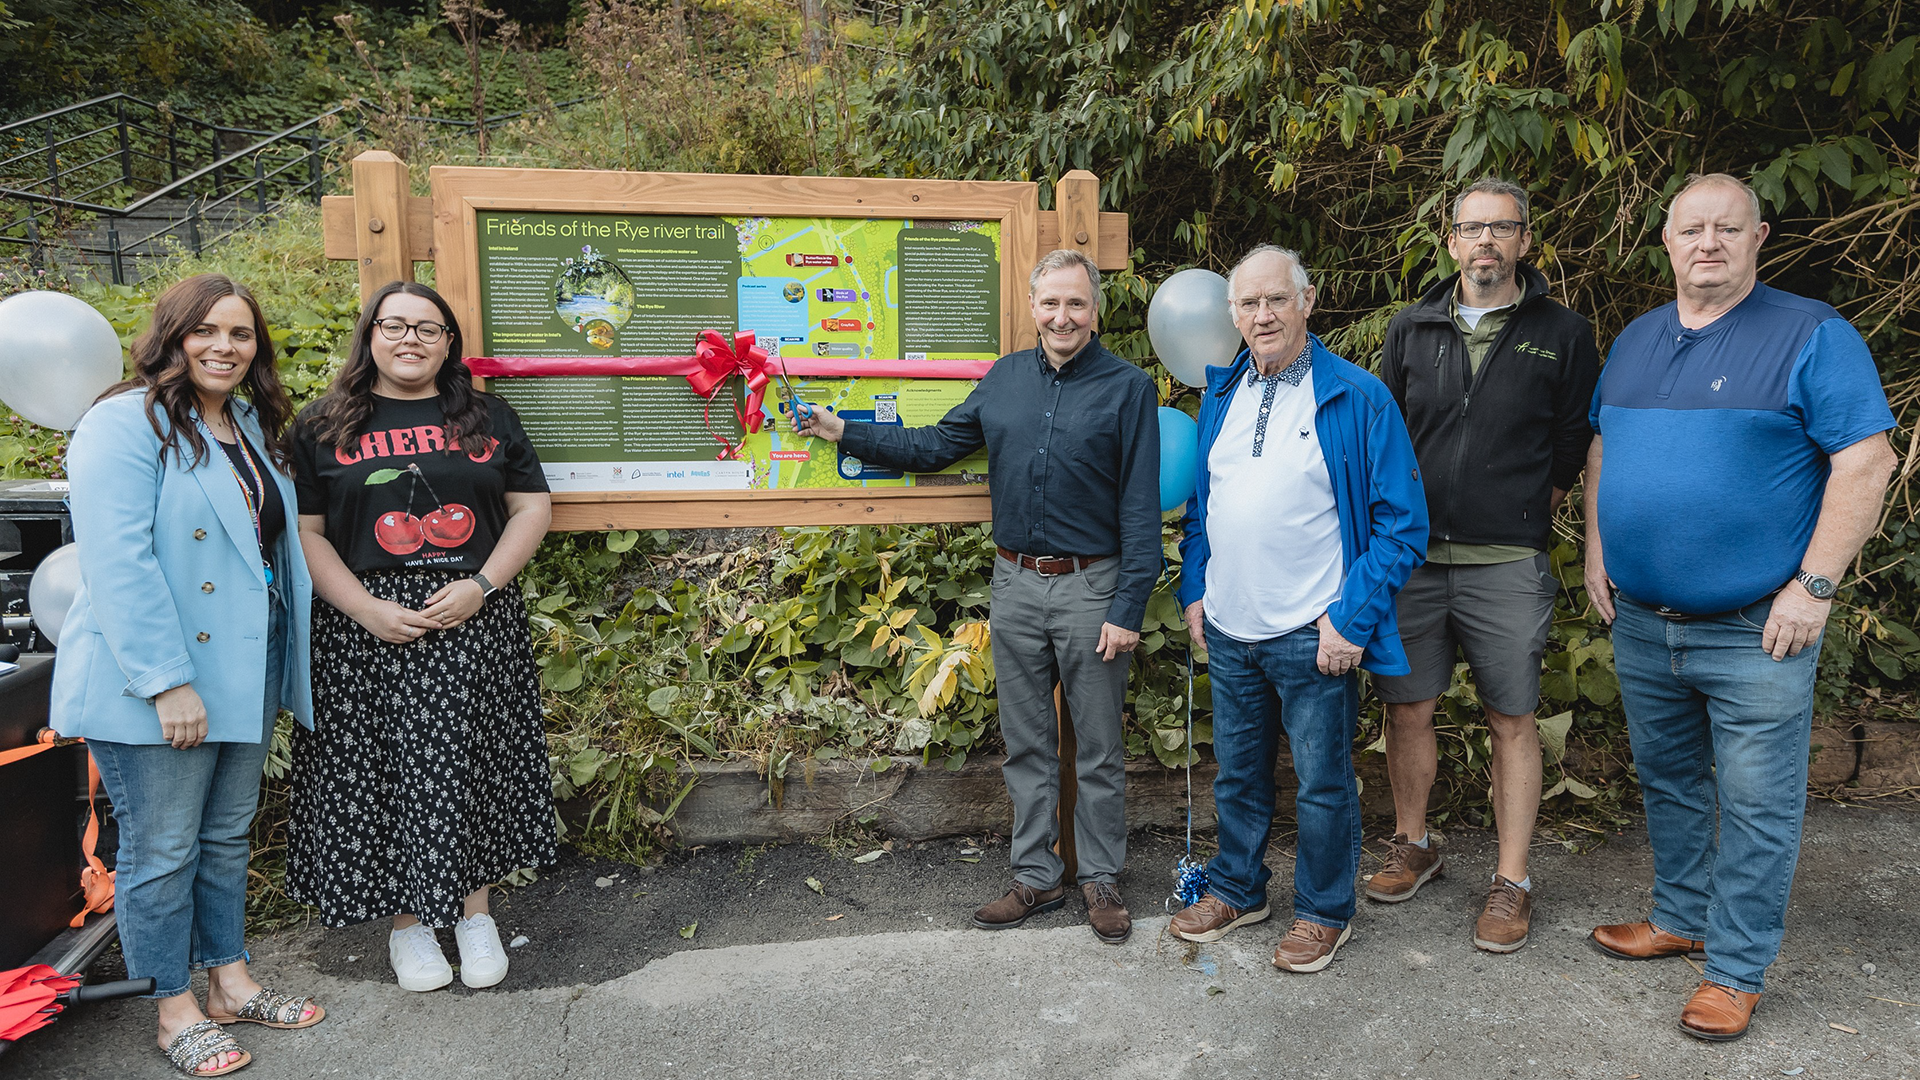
[52,273,324,1078]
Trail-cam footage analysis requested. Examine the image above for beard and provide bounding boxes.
[1462,246,1513,290]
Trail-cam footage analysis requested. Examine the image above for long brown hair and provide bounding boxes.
[301,281,492,457]
[99,273,294,469]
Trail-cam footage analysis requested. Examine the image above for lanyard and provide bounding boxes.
[196,411,275,585]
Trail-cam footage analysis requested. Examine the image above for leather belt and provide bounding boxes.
[997,547,1110,577]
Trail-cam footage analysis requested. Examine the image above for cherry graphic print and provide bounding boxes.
[374,511,426,554]
[422,504,475,547]
[364,462,473,555]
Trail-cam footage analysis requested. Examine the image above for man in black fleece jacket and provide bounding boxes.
[1371,177,1601,954]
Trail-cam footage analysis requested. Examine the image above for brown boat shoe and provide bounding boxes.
[1083,882,1131,944]
[972,881,1065,930]
[1364,833,1444,903]
[1589,920,1707,961]
[1473,876,1532,953]
[1168,893,1272,944]
[1679,981,1760,1042]
[1271,918,1352,973]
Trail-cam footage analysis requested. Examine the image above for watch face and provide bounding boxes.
[1801,573,1836,599]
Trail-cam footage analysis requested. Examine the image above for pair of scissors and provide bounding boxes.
[776,354,815,425]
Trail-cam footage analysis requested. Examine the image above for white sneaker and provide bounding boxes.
[389,924,454,992]
[454,913,509,989]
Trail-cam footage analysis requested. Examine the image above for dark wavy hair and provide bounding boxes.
[302,281,491,457]
[98,273,294,469]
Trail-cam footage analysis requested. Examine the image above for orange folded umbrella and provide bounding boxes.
[0,965,81,1042]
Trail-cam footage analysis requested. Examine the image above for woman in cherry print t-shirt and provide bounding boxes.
[286,281,555,994]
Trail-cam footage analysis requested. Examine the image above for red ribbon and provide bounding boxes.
[685,330,772,436]
[465,355,997,379]
[463,337,999,462]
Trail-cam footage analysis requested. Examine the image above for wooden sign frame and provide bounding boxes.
[321,152,1128,531]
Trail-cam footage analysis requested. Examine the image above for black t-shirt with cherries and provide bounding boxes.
[291,393,549,574]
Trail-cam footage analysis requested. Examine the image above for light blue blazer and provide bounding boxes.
[50,390,314,744]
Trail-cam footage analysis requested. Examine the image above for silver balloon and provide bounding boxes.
[1147,268,1243,388]
[28,542,80,647]
[0,291,124,430]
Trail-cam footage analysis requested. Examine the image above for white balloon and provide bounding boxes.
[1147,268,1244,388]
[0,291,124,430]
[28,542,81,647]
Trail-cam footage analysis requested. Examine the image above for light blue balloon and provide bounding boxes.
[1158,406,1199,513]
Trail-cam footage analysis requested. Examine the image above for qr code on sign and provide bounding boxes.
[874,400,898,423]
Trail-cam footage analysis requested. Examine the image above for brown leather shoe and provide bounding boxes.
[1473,876,1532,953]
[1679,981,1760,1041]
[972,881,1065,929]
[1590,921,1706,961]
[1083,882,1131,944]
[1364,834,1444,902]
[1168,894,1272,943]
[1271,919,1352,973]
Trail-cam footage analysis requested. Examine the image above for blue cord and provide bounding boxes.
[1173,644,1209,908]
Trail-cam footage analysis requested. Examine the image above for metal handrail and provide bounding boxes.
[0,105,353,216]
[2,90,599,283]
[0,93,164,136]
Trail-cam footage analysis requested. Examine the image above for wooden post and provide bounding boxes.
[1055,169,1100,261]
[1049,170,1102,889]
[351,150,414,304]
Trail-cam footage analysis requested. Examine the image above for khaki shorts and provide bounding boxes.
[1373,554,1557,716]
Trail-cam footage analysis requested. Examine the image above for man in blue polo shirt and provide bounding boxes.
[1584,173,1897,1042]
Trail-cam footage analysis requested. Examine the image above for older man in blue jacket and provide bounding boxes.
[1169,244,1428,973]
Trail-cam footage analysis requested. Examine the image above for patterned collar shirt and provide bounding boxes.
[1205,342,1344,640]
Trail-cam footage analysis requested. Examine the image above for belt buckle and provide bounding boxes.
[1034,556,1071,577]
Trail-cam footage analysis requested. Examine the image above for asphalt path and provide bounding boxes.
[7,802,1916,1079]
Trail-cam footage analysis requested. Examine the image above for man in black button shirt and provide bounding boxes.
[794,247,1160,943]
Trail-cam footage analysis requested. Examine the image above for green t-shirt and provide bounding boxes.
[1432,295,1537,566]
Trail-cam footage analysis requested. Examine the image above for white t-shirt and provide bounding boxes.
[1202,364,1345,642]
[1455,301,1503,330]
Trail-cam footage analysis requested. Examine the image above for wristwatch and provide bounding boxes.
[1793,569,1836,600]
[471,572,500,599]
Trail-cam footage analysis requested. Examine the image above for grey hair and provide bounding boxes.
[1226,243,1311,303]
[1665,172,1763,228]
[1451,176,1530,228]
[1029,247,1101,295]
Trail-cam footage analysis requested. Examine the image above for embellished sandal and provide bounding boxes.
[164,1019,251,1077]
[205,987,325,1029]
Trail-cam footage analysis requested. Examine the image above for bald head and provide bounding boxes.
[1665,173,1763,230]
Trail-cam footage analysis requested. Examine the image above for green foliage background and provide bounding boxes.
[6,0,1919,870]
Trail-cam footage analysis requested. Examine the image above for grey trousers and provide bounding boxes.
[988,554,1132,887]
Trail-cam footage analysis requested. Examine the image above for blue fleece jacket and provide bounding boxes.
[1176,335,1429,675]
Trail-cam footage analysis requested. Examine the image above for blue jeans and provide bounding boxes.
[89,599,286,998]
[1204,620,1362,928]
[1611,593,1820,995]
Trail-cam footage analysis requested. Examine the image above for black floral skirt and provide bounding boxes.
[286,569,557,928]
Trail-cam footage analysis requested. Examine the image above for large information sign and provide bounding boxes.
[322,160,1124,528]
[474,211,997,492]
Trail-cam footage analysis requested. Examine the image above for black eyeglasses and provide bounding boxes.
[1452,220,1525,240]
[373,317,449,343]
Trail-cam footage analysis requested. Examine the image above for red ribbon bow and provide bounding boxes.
[686,329,771,436]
